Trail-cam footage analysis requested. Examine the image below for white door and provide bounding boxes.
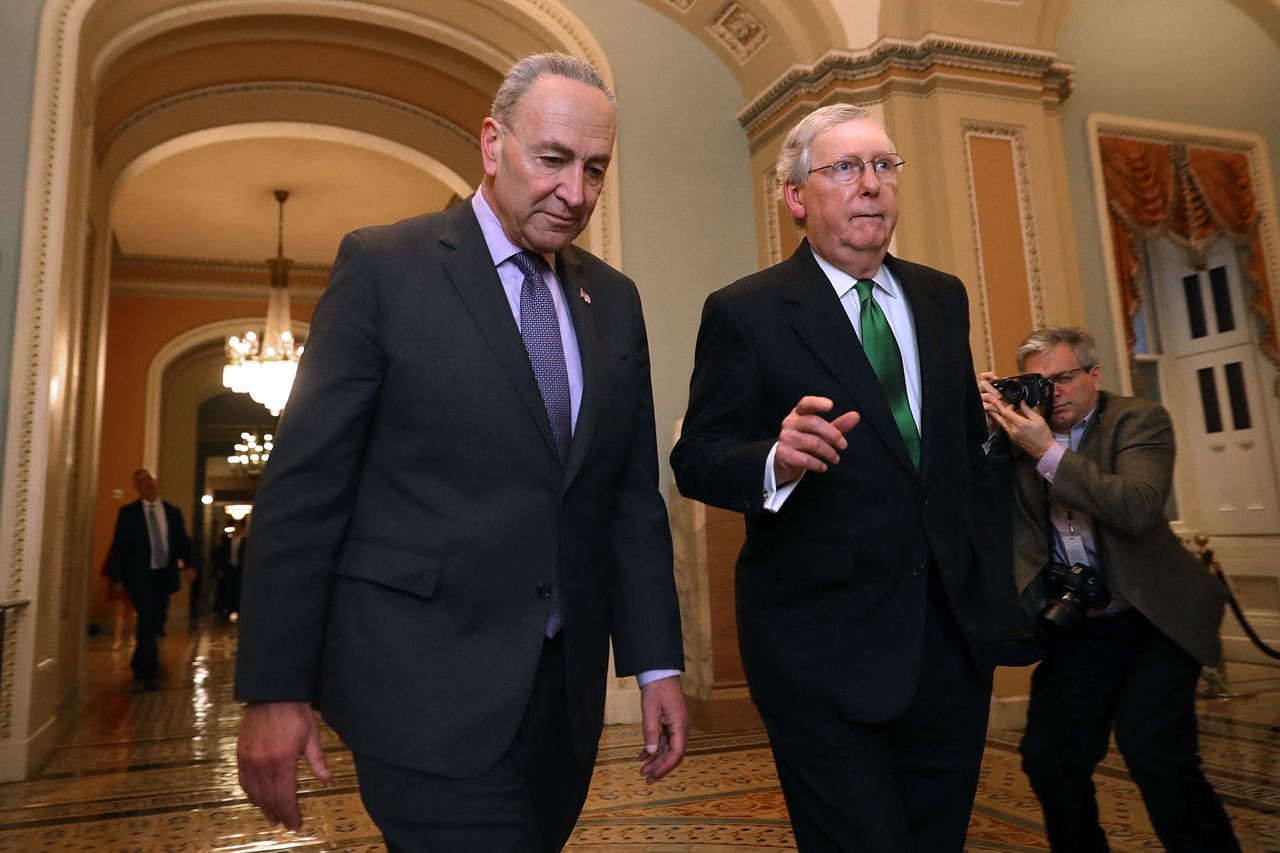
[1148,239,1280,535]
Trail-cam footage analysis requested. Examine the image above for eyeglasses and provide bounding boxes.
[808,154,906,183]
[1044,366,1092,386]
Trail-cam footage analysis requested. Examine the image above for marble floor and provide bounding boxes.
[1,618,1278,852]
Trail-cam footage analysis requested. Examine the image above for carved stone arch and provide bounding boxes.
[1042,0,1280,50]
[101,102,480,210]
[627,0,851,97]
[142,318,310,474]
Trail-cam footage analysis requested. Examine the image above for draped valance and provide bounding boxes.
[1099,135,1277,369]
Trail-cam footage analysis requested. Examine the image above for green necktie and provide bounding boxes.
[854,279,920,469]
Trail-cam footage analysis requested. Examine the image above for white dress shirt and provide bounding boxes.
[142,499,170,569]
[472,190,678,687]
[764,247,921,512]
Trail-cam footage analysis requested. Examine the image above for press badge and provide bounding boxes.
[1061,533,1089,567]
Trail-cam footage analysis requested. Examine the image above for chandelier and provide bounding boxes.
[227,431,272,477]
[223,189,303,416]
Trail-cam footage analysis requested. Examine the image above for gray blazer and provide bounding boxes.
[1013,392,1226,665]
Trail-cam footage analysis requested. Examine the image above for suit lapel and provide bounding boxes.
[558,250,599,489]
[437,202,562,462]
[786,243,916,475]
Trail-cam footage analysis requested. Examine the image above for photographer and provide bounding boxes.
[979,326,1239,853]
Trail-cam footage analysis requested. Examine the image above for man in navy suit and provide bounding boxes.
[108,467,193,689]
[672,104,1006,851]
[234,53,687,851]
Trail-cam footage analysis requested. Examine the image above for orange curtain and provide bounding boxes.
[1099,135,1279,369]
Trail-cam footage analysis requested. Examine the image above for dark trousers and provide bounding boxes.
[353,635,596,852]
[129,570,172,682]
[1020,609,1240,853]
[759,572,992,853]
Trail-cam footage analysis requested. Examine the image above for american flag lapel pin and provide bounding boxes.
[579,287,591,305]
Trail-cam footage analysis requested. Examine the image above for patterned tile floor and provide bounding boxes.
[1,619,1277,851]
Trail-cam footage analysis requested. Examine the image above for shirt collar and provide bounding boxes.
[1057,403,1098,446]
[472,188,554,270]
[807,246,900,302]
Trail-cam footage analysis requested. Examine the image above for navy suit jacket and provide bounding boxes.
[234,200,683,776]
[671,241,1007,722]
[108,499,191,594]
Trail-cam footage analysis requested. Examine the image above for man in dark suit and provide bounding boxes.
[234,53,687,851]
[107,467,193,689]
[980,326,1239,852]
[671,104,1005,851]
[212,521,245,619]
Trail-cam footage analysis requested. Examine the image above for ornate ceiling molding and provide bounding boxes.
[707,1,770,64]
[738,33,1074,141]
[110,253,330,299]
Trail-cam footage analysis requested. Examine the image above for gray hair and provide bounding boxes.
[775,103,879,191]
[1016,326,1099,372]
[490,52,615,126]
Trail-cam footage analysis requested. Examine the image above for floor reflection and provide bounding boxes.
[1,618,1277,851]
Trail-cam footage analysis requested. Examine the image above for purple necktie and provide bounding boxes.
[511,250,569,637]
[512,251,572,464]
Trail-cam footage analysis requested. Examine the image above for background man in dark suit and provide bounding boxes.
[671,104,1005,851]
[980,327,1239,852]
[234,53,687,851]
[107,467,193,689]
[212,520,245,620]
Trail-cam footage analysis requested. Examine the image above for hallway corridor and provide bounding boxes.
[1,619,1278,851]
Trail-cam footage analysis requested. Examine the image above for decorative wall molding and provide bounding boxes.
[707,1,770,64]
[763,166,782,266]
[111,254,330,300]
[962,120,1045,370]
[738,33,1074,141]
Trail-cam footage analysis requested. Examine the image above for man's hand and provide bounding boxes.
[637,676,688,784]
[237,700,332,830]
[977,371,1002,435]
[980,373,1055,460]
[774,396,861,484]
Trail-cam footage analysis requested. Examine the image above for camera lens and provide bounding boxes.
[1041,592,1083,629]
[997,382,1026,404]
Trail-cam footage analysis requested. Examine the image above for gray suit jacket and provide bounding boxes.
[234,200,683,776]
[1013,392,1226,665]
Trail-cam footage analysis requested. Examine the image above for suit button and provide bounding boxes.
[535,583,553,600]
[911,563,926,578]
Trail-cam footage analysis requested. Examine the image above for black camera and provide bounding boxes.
[1040,562,1111,628]
[991,373,1054,411]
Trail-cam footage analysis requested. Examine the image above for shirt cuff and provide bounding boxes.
[763,442,802,513]
[1036,441,1066,482]
[637,669,682,688]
